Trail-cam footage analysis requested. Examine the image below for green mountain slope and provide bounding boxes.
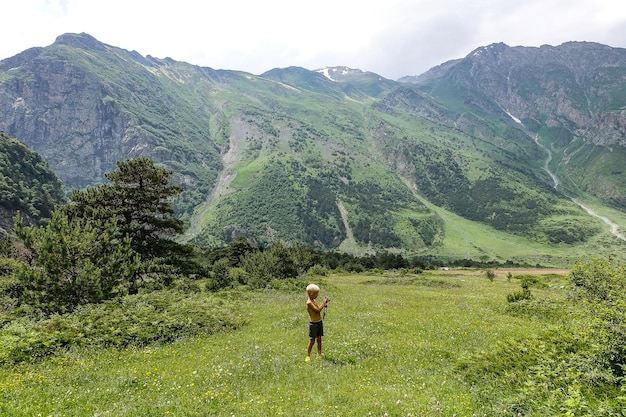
[0,132,65,232]
[0,33,624,265]
[404,41,626,211]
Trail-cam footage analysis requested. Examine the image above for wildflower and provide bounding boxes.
[396,400,401,405]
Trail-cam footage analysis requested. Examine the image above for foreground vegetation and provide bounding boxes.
[1,262,625,416]
[0,269,538,416]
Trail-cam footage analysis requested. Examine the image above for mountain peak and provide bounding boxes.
[315,66,364,82]
[468,42,509,59]
[53,32,107,51]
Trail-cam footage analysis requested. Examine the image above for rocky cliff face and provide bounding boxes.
[0,39,146,188]
[0,33,221,193]
[404,42,626,147]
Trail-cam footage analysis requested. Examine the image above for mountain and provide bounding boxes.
[401,42,626,209]
[0,33,625,265]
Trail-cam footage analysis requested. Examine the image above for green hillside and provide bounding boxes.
[0,132,65,232]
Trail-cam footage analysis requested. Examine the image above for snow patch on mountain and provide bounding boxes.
[316,66,361,82]
[316,67,337,82]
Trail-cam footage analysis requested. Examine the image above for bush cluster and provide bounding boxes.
[459,257,626,415]
[0,288,246,365]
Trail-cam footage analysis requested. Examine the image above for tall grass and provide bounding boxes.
[0,270,567,416]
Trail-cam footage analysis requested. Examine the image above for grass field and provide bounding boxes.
[0,269,569,416]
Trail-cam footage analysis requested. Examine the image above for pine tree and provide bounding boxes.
[15,212,139,314]
[65,158,190,261]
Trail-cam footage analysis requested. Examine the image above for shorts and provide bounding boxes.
[309,320,324,339]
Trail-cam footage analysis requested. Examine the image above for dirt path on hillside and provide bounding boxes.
[572,198,626,241]
[336,200,354,243]
[534,134,560,189]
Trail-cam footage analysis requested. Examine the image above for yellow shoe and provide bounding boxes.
[305,356,311,362]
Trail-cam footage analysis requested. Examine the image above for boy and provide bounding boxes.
[305,283,330,362]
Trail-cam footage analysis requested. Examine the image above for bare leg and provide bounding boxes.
[307,339,315,358]
[317,337,322,356]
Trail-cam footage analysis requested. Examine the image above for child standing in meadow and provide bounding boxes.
[305,283,330,362]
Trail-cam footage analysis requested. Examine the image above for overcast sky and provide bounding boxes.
[3,0,626,80]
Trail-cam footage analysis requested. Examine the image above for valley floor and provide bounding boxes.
[0,269,570,416]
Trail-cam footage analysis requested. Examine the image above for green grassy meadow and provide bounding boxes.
[0,269,569,416]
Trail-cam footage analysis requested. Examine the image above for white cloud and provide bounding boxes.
[1,0,625,79]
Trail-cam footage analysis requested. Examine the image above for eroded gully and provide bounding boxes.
[533,135,626,242]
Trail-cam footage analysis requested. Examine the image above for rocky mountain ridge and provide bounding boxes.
[405,41,626,146]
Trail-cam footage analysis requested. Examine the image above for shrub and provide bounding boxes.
[461,257,626,414]
[507,288,532,303]
[569,257,626,379]
[134,257,181,292]
[212,258,233,288]
[0,318,64,364]
[269,278,303,292]
[170,277,203,293]
[0,257,24,307]
[0,256,22,277]
[307,264,330,277]
[343,262,364,273]
[240,243,298,288]
[569,257,626,302]
[0,289,247,364]
[204,278,219,292]
[226,267,247,285]
[485,269,496,281]
[519,275,540,289]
